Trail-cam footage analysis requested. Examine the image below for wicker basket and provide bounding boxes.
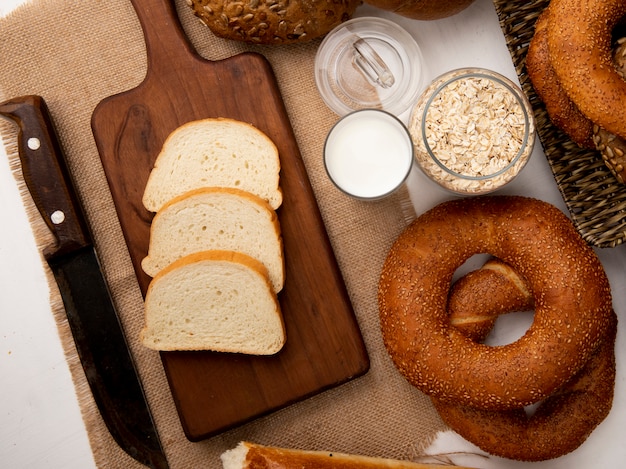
[493,0,626,248]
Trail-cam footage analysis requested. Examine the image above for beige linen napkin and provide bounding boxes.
[0,0,447,467]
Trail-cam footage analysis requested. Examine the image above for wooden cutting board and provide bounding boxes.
[91,0,369,441]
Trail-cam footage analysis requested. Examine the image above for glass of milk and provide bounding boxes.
[324,109,414,200]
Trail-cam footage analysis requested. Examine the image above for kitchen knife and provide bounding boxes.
[0,95,168,469]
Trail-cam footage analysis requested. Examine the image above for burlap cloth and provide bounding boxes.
[0,0,449,467]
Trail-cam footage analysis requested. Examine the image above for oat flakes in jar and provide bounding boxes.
[409,68,535,195]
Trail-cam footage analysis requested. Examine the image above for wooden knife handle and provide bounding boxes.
[0,95,91,259]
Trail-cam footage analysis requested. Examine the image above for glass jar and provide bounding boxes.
[409,68,535,195]
[315,17,426,116]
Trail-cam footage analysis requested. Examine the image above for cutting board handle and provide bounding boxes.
[130,0,200,74]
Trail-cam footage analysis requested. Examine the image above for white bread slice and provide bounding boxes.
[221,442,477,468]
[141,187,284,292]
[140,251,285,354]
[142,118,282,212]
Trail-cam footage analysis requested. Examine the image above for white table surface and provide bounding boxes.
[1,0,624,467]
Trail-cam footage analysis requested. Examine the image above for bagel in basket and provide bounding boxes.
[592,36,626,183]
[546,0,626,141]
[526,7,595,149]
[378,196,614,411]
[527,2,626,182]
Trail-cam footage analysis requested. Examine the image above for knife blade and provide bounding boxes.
[0,95,168,469]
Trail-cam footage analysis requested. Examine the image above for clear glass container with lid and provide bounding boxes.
[315,17,426,116]
[409,68,535,195]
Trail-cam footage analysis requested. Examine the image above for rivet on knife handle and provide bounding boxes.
[0,94,90,260]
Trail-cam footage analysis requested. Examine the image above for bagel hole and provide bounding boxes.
[451,253,491,283]
[451,254,535,347]
[483,309,534,346]
[524,400,542,417]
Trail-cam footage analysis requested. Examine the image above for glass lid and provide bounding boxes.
[315,17,426,116]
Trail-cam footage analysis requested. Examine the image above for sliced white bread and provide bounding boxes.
[142,118,283,212]
[140,250,285,354]
[141,187,285,292]
[221,441,476,468]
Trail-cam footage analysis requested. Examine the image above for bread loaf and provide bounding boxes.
[142,118,282,212]
[187,0,361,45]
[221,441,477,468]
[363,0,476,20]
[140,250,285,354]
[141,187,284,292]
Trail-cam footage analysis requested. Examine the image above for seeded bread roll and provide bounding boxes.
[143,118,282,212]
[141,187,285,292]
[187,0,361,45]
[363,0,476,20]
[141,250,285,354]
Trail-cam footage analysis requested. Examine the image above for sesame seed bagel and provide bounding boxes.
[592,37,626,184]
[526,7,595,149]
[378,196,613,411]
[546,0,626,140]
[436,258,616,461]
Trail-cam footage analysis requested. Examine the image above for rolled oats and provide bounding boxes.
[409,69,535,194]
